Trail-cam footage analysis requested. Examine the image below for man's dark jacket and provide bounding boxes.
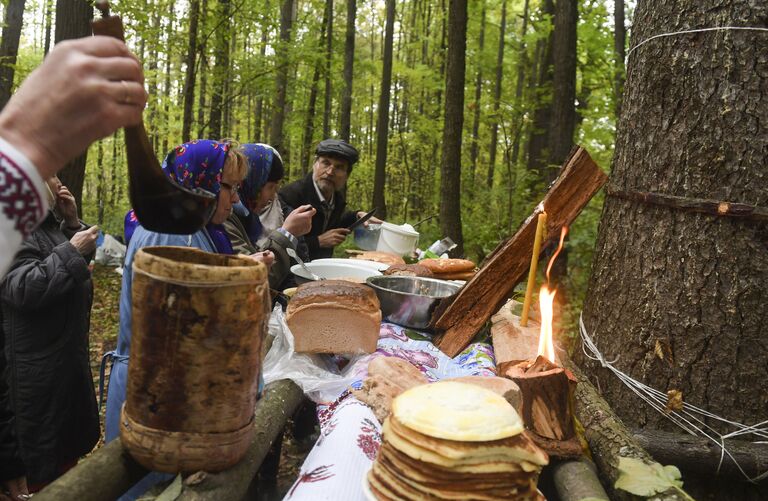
[278,173,357,259]
[0,212,99,484]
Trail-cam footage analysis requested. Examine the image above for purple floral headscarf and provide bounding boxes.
[238,143,282,243]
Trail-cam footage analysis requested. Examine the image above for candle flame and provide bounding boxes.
[537,225,569,364]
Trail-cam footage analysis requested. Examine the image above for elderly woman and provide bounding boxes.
[223,143,315,289]
[103,140,270,499]
[0,177,100,496]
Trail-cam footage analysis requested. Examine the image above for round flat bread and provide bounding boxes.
[392,382,523,442]
[418,258,476,273]
[352,251,406,266]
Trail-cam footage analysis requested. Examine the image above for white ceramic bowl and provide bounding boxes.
[311,258,389,272]
[290,262,383,284]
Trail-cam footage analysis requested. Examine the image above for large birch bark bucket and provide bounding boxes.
[120,246,269,473]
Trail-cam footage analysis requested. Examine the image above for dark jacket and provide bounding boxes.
[278,173,357,259]
[0,211,99,484]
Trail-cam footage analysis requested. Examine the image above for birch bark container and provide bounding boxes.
[120,246,268,473]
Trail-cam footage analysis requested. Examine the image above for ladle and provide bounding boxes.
[286,248,324,281]
[91,1,216,234]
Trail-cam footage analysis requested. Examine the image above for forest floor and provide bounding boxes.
[88,264,307,499]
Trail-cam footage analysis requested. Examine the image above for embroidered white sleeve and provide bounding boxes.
[0,136,48,277]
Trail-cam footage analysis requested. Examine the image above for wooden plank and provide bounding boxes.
[490,300,542,366]
[434,146,607,357]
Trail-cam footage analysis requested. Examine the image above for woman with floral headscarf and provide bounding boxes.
[102,140,271,500]
[223,143,315,289]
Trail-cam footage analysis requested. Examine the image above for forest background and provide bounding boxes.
[0,0,632,319]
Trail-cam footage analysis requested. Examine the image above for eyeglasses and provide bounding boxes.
[220,181,241,193]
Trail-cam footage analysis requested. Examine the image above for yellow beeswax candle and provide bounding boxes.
[521,211,547,326]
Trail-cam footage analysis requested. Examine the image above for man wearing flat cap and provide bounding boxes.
[279,139,378,260]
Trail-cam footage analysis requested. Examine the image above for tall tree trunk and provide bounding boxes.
[509,0,529,167]
[161,13,173,155]
[196,0,209,138]
[254,15,269,141]
[468,1,486,182]
[576,2,768,499]
[339,0,356,142]
[486,0,506,188]
[439,0,467,256]
[96,140,105,226]
[301,9,328,173]
[0,0,26,110]
[54,0,92,212]
[147,7,160,151]
[43,0,52,55]
[372,0,395,219]
[322,0,333,138]
[526,0,554,178]
[547,0,577,176]
[270,0,295,159]
[181,0,200,143]
[209,0,231,140]
[613,0,625,117]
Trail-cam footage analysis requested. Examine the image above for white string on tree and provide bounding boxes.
[579,313,768,483]
[627,26,768,59]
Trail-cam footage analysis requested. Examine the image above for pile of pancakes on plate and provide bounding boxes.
[367,381,548,500]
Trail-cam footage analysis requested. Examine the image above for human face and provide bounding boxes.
[210,177,241,225]
[312,155,350,197]
[252,181,280,213]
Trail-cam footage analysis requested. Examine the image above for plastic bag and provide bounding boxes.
[95,234,126,266]
[262,306,368,404]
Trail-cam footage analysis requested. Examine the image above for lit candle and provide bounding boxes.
[521,210,547,326]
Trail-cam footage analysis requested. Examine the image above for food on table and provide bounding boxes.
[417,258,476,274]
[444,376,521,415]
[286,280,381,354]
[351,251,406,266]
[353,357,429,422]
[382,263,435,278]
[368,381,548,501]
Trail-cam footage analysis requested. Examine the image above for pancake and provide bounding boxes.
[392,382,524,441]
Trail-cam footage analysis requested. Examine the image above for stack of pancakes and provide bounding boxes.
[368,382,548,500]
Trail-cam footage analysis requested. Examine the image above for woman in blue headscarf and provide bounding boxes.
[102,140,272,500]
[223,143,315,289]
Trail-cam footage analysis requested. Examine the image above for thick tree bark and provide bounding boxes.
[270,0,295,158]
[526,0,554,178]
[468,2,486,182]
[0,0,25,110]
[613,0,625,117]
[54,0,92,212]
[209,0,231,140]
[372,0,395,219]
[438,0,467,256]
[486,0,506,188]
[182,0,200,143]
[576,1,768,499]
[322,0,333,138]
[339,0,356,142]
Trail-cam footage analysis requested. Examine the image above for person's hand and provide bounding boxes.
[56,185,80,228]
[1,476,28,501]
[317,228,350,248]
[357,211,383,227]
[70,225,99,256]
[282,205,315,237]
[0,36,147,180]
[248,250,275,267]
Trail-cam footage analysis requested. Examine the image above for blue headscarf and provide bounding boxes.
[161,139,235,254]
[238,143,282,243]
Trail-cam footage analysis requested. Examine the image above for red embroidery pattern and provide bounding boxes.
[357,418,382,460]
[287,464,335,498]
[0,152,43,236]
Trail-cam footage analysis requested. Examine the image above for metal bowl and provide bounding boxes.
[366,276,462,330]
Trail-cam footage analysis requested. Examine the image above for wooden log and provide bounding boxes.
[33,439,149,501]
[565,359,686,500]
[177,379,305,500]
[632,428,768,483]
[491,300,544,366]
[35,380,304,501]
[434,146,607,357]
[552,457,610,501]
[507,356,581,458]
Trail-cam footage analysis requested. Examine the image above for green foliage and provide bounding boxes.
[614,457,694,500]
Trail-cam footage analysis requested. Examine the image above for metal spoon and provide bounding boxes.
[92,2,216,235]
[286,248,324,281]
